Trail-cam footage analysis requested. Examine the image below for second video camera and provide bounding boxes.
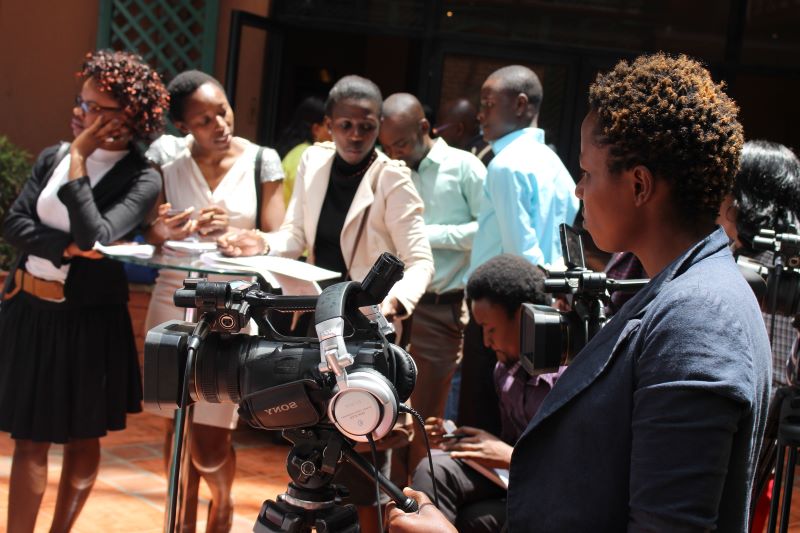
[519,224,648,376]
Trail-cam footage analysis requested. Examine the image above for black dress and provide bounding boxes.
[0,143,160,443]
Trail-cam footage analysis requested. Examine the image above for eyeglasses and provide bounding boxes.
[74,96,122,115]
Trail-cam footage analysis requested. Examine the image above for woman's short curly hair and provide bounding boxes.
[588,53,744,223]
[79,50,169,143]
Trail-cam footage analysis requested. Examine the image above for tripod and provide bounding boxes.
[254,425,418,532]
[766,387,800,533]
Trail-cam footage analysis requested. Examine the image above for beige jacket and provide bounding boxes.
[266,142,434,317]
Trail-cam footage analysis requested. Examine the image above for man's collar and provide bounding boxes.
[418,137,447,171]
[490,127,545,154]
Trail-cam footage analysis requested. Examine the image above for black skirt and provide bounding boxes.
[0,291,142,443]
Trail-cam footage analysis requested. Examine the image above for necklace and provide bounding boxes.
[338,151,377,179]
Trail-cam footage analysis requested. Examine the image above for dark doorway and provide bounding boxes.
[272,30,423,145]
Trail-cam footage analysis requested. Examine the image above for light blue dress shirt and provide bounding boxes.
[411,138,486,293]
[468,128,579,273]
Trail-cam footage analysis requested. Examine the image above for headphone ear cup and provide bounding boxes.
[327,368,399,442]
[388,344,417,403]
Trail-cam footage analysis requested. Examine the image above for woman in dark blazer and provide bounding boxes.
[389,54,772,533]
[0,50,167,532]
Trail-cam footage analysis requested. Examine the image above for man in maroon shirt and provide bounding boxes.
[410,254,565,532]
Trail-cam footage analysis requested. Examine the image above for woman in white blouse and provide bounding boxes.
[144,70,285,532]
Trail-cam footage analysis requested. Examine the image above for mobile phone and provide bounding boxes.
[442,419,458,434]
[166,208,191,217]
[441,433,467,440]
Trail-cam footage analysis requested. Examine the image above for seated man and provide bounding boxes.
[411,254,565,532]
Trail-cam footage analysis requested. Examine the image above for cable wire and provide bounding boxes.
[366,433,383,532]
[399,404,441,508]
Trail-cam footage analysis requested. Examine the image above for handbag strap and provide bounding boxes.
[344,156,383,281]
[254,146,265,230]
[344,205,370,281]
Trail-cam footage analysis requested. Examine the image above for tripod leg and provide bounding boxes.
[779,446,797,533]
[768,443,787,533]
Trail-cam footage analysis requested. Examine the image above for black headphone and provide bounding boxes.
[314,281,417,442]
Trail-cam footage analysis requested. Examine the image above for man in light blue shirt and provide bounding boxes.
[380,92,486,477]
[459,65,579,437]
[469,66,579,273]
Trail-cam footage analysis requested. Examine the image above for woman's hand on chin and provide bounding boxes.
[69,116,130,180]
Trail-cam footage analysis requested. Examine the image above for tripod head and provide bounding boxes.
[254,425,418,532]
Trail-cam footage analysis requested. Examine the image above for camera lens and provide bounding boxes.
[520,304,581,375]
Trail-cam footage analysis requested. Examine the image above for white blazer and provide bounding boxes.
[266,142,434,317]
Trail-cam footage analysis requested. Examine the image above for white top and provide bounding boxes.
[153,135,283,290]
[160,136,283,230]
[25,148,129,282]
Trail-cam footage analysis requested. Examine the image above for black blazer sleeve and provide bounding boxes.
[2,144,71,266]
[57,154,161,251]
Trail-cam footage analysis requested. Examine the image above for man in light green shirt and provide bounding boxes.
[380,93,486,479]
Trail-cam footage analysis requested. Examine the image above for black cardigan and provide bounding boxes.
[2,143,161,307]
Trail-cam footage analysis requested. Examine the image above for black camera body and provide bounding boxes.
[519,224,648,375]
[750,228,800,316]
[143,253,417,443]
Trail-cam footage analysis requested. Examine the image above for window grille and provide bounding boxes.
[96,0,219,81]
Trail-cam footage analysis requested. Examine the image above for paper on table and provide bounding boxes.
[200,252,340,282]
[163,240,218,254]
[271,272,321,296]
[94,242,155,258]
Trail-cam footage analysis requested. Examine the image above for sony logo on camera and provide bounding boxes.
[265,401,299,416]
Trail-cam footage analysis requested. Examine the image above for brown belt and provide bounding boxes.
[3,270,65,302]
[419,290,464,305]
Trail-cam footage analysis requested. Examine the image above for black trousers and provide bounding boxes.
[411,453,506,533]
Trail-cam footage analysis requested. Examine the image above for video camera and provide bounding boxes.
[736,227,800,389]
[144,253,422,531]
[519,224,649,376]
[143,252,417,442]
[741,228,800,317]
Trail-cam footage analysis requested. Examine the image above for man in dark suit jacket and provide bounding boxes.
[388,53,770,533]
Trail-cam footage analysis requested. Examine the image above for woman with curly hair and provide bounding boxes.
[0,50,167,532]
[389,53,771,533]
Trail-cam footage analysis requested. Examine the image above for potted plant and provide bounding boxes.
[0,136,31,284]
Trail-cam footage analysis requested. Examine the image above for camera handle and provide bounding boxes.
[573,294,607,342]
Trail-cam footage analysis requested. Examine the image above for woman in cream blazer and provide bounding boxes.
[220,75,433,319]
[269,140,432,316]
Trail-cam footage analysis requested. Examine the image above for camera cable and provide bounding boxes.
[399,404,441,509]
[366,433,384,532]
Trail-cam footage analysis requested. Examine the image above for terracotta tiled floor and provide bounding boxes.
[0,413,293,532]
[3,288,800,531]
[6,415,800,532]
